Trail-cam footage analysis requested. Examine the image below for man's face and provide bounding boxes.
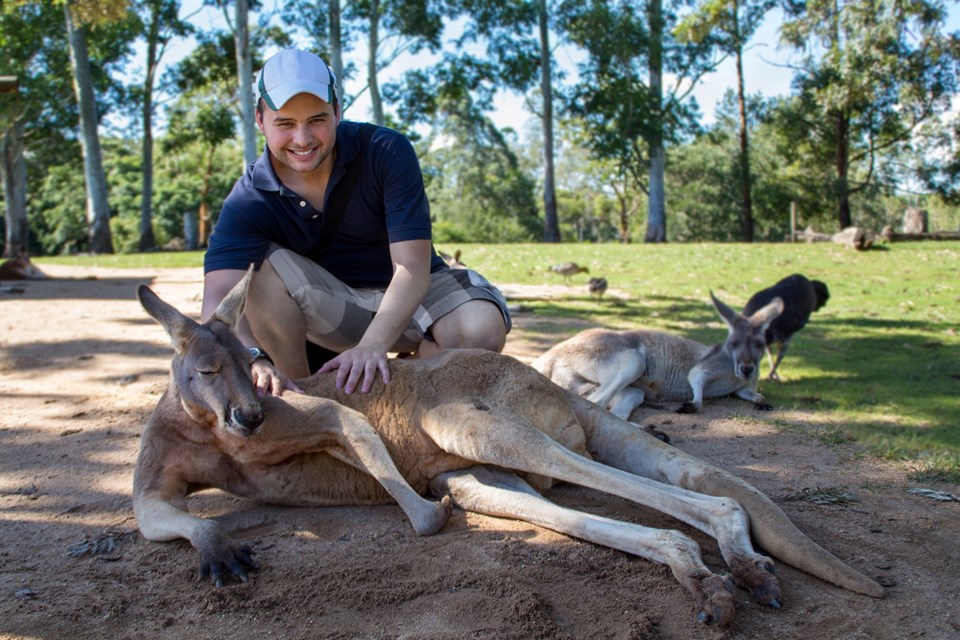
[256,92,340,177]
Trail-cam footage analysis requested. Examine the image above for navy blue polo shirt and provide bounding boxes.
[204,120,446,288]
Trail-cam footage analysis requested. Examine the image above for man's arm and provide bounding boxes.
[318,238,432,394]
[202,269,300,396]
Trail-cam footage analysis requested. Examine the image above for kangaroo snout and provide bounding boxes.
[228,403,265,436]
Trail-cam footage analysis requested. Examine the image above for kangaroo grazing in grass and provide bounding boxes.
[532,292,784,418]
[134,270,881,627]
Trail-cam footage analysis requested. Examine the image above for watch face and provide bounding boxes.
[249,347,273,365]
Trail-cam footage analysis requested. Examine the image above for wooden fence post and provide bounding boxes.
[790,201,797,243]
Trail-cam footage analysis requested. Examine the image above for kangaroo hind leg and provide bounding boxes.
[430,466,737,626]
[423,405,780,610]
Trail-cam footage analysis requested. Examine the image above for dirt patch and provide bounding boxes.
[1,266,957,640]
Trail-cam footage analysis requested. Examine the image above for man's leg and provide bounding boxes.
[418,299,507,358]
[245,260,311,378]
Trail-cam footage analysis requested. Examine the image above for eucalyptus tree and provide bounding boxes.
[130,0,194,251]
[449,0,560,241]
[917,115,960,206]
[780,0,960,229]
[387,57,540,240]
[346,0,446,125]
[164,28,286,244]
[557,0,721,242]
[162,95,236,246]
[205,0,262,166]
[675,0,776,241]
[1,1,71,256]
[62,0,137,254]
[278,0,353,101]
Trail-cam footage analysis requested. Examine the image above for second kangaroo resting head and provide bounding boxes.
[531,291,784,418]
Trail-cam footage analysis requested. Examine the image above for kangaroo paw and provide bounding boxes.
[733,558,782,608]
[754,401,774,411]
[676,402,699,414]
[692,573,736,626]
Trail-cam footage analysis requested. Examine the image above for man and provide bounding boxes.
[202,49,510,397]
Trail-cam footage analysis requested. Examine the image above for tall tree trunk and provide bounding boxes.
[139,6,160,252]
[330,0,344,99]
[644,0,666,242]
[367,0,384,125]
[234,0,257,166]
[539,0,559,242]
[64,2,114,254]
[733,2,753,242]
[835,109,852,229]
[1,119,28,257]
[198,146,216,247]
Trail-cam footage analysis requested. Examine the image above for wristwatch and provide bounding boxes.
[248,347,274,366]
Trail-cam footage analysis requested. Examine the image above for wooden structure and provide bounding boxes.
[0,76,18,93]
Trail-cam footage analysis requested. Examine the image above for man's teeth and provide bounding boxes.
[291,149,314,156]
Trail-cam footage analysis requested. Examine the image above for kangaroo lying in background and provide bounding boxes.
[134,271,880,627]
[532,292,783,418]
[0,254,50,280]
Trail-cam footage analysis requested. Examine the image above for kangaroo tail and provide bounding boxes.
[690,468,883,597]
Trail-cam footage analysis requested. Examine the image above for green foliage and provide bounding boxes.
[29,159,88,255]
[779,0,960,227]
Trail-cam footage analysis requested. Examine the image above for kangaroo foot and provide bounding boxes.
[733,558,782,608]
[691,573,736,626]
[411,495,453,536]
[643,424,671,444]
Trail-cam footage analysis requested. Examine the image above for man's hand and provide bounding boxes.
[251,360,302,397]
[316,346,391,394]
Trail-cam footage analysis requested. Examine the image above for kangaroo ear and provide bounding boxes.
[139,284,200,353]
[211,264,255,329]
[709,291,738,326]
[750,296,784,330]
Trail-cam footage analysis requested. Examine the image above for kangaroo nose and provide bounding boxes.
[230,404,264,434]
[740,364,755,378]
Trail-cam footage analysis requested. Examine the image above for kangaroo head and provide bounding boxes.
[710,291,783,380]
[139,267,264,437]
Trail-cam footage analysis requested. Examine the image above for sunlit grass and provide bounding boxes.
[35,241,960,470]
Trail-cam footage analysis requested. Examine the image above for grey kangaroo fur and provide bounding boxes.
[532,292,784,418]
[133,270,881,627]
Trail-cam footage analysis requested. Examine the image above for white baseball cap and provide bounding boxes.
[255,49,338,110]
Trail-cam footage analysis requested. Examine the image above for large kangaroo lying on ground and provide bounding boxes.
[532,292,783,418]
[134,271,881,627]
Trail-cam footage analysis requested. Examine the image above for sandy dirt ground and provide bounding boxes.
[1,266,958,640]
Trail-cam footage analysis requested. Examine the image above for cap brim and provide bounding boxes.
[259,79,334,110]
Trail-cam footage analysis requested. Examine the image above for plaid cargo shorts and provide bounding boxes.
[267,247,512,353]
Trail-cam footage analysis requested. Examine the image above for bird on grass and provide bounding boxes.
[549,261,589,283]
[588,276,608,299]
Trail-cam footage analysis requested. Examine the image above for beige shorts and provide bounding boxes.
[267,247,512,353]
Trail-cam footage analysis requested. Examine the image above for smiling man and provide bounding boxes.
[202,49,510,397]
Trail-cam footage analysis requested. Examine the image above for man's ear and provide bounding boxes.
[255,103,265,132]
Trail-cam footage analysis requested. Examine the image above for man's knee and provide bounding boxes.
[248,260,285,302]
[431,301,507,352]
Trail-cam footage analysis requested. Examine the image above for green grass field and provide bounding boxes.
[38,241,960,474]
